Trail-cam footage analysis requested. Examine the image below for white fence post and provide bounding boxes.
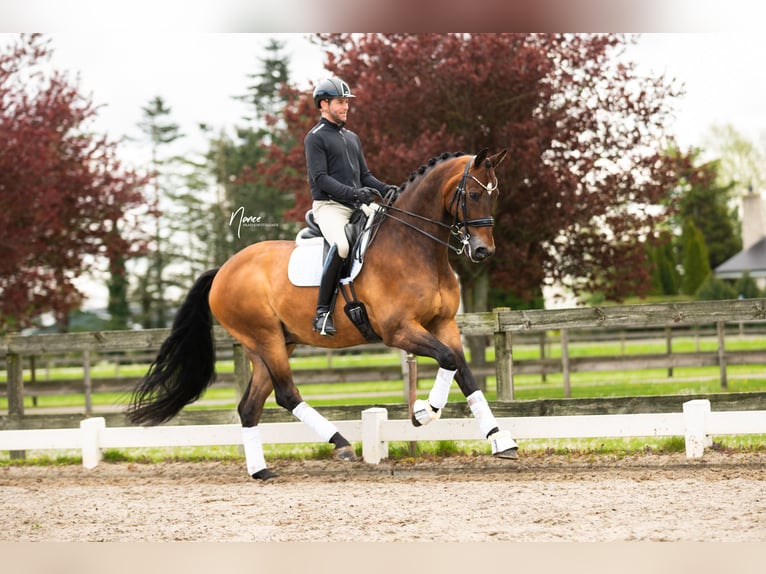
[683,399,712,459]
[80,417,106,469]
[362,407,388,464]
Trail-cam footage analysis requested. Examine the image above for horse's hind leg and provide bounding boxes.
[259,338,357,463]
[238,352,278,480]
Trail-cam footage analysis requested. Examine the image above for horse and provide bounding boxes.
[127,148,518,480]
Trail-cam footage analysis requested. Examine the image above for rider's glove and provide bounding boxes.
[353,187,379,206]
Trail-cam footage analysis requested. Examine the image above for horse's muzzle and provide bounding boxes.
[468,241,495,262]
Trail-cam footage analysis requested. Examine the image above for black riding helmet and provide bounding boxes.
[312,77,355,108]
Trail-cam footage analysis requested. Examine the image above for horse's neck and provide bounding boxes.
[395,185,447,225]
[374,178,453,267]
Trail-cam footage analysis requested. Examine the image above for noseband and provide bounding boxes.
[379,157,497,256]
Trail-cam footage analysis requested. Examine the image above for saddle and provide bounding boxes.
[295,210,323,241]
[296,208,368,263]
[291,206,373,279]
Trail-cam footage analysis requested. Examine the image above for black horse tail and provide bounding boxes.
[126,268,219,425]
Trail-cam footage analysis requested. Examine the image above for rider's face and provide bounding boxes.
[323,97,349,125]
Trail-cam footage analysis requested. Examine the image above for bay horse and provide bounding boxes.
[127,149,518,480]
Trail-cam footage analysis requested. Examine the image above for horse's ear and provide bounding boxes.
[473,148,489,168]
[489,149,508,168]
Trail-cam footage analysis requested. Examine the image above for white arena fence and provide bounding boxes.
[1,399,764,468]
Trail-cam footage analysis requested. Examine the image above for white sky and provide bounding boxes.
[623,33,766,150]
[3,32,762,165]
[44,33,329,165]
[3,31,766,308]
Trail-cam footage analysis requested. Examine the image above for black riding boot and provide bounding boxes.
[313,244,345,336]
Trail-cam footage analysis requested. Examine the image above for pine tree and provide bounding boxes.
[107,241,130,330]
[133,96,185,328]
[676,157,741,269]
[176,132,229,275]
[647,234,680,296]
[681,220,712,295]
[235,38,291,123]
[206,38,299,257]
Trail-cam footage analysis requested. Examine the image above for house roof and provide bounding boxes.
[714,236,766,278]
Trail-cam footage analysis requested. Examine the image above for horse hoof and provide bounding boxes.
[493,447,519,460]
[252,468,278,480]
[334,445,357,462]
[411,399,439,427]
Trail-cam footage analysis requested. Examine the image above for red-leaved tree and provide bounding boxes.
[262,34,692,308]
[0,34,149,331]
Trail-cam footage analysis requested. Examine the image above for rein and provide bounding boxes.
[378,157,495,256]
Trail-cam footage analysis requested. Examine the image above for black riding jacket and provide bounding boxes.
[304,118,388,207]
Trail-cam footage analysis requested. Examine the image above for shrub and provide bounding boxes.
[695,274,737,300]
[734,271,761,298]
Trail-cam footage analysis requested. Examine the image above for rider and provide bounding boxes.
[304,77,396,336]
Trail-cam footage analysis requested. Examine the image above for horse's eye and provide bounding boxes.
[469,192,481,201]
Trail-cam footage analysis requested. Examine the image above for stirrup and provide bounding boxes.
[313,311,336,336]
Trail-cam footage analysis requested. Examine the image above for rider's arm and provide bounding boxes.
[352,133,389,195]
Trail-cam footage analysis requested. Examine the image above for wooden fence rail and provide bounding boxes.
[3,298,766,420]
[476,298,766,399]
[4,347,765,407]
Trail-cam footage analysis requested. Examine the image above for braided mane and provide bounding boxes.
[397,151,466,194]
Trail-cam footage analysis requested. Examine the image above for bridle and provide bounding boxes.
[376,157,498,257]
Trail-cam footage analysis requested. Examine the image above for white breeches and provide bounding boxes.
[312,200,354,258]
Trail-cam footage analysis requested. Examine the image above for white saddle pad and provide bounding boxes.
[287,238,325,287]
[287,238,366,287]
[287,206,377,287]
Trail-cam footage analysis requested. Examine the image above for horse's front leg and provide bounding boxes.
[390,321,518,459]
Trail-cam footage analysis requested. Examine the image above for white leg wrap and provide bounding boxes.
[242,426,267,476]
[428,368,456,410]
[412,398,441,426]
[488,429,518,454]
[467,390,499,438]
[292,401,338,442]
